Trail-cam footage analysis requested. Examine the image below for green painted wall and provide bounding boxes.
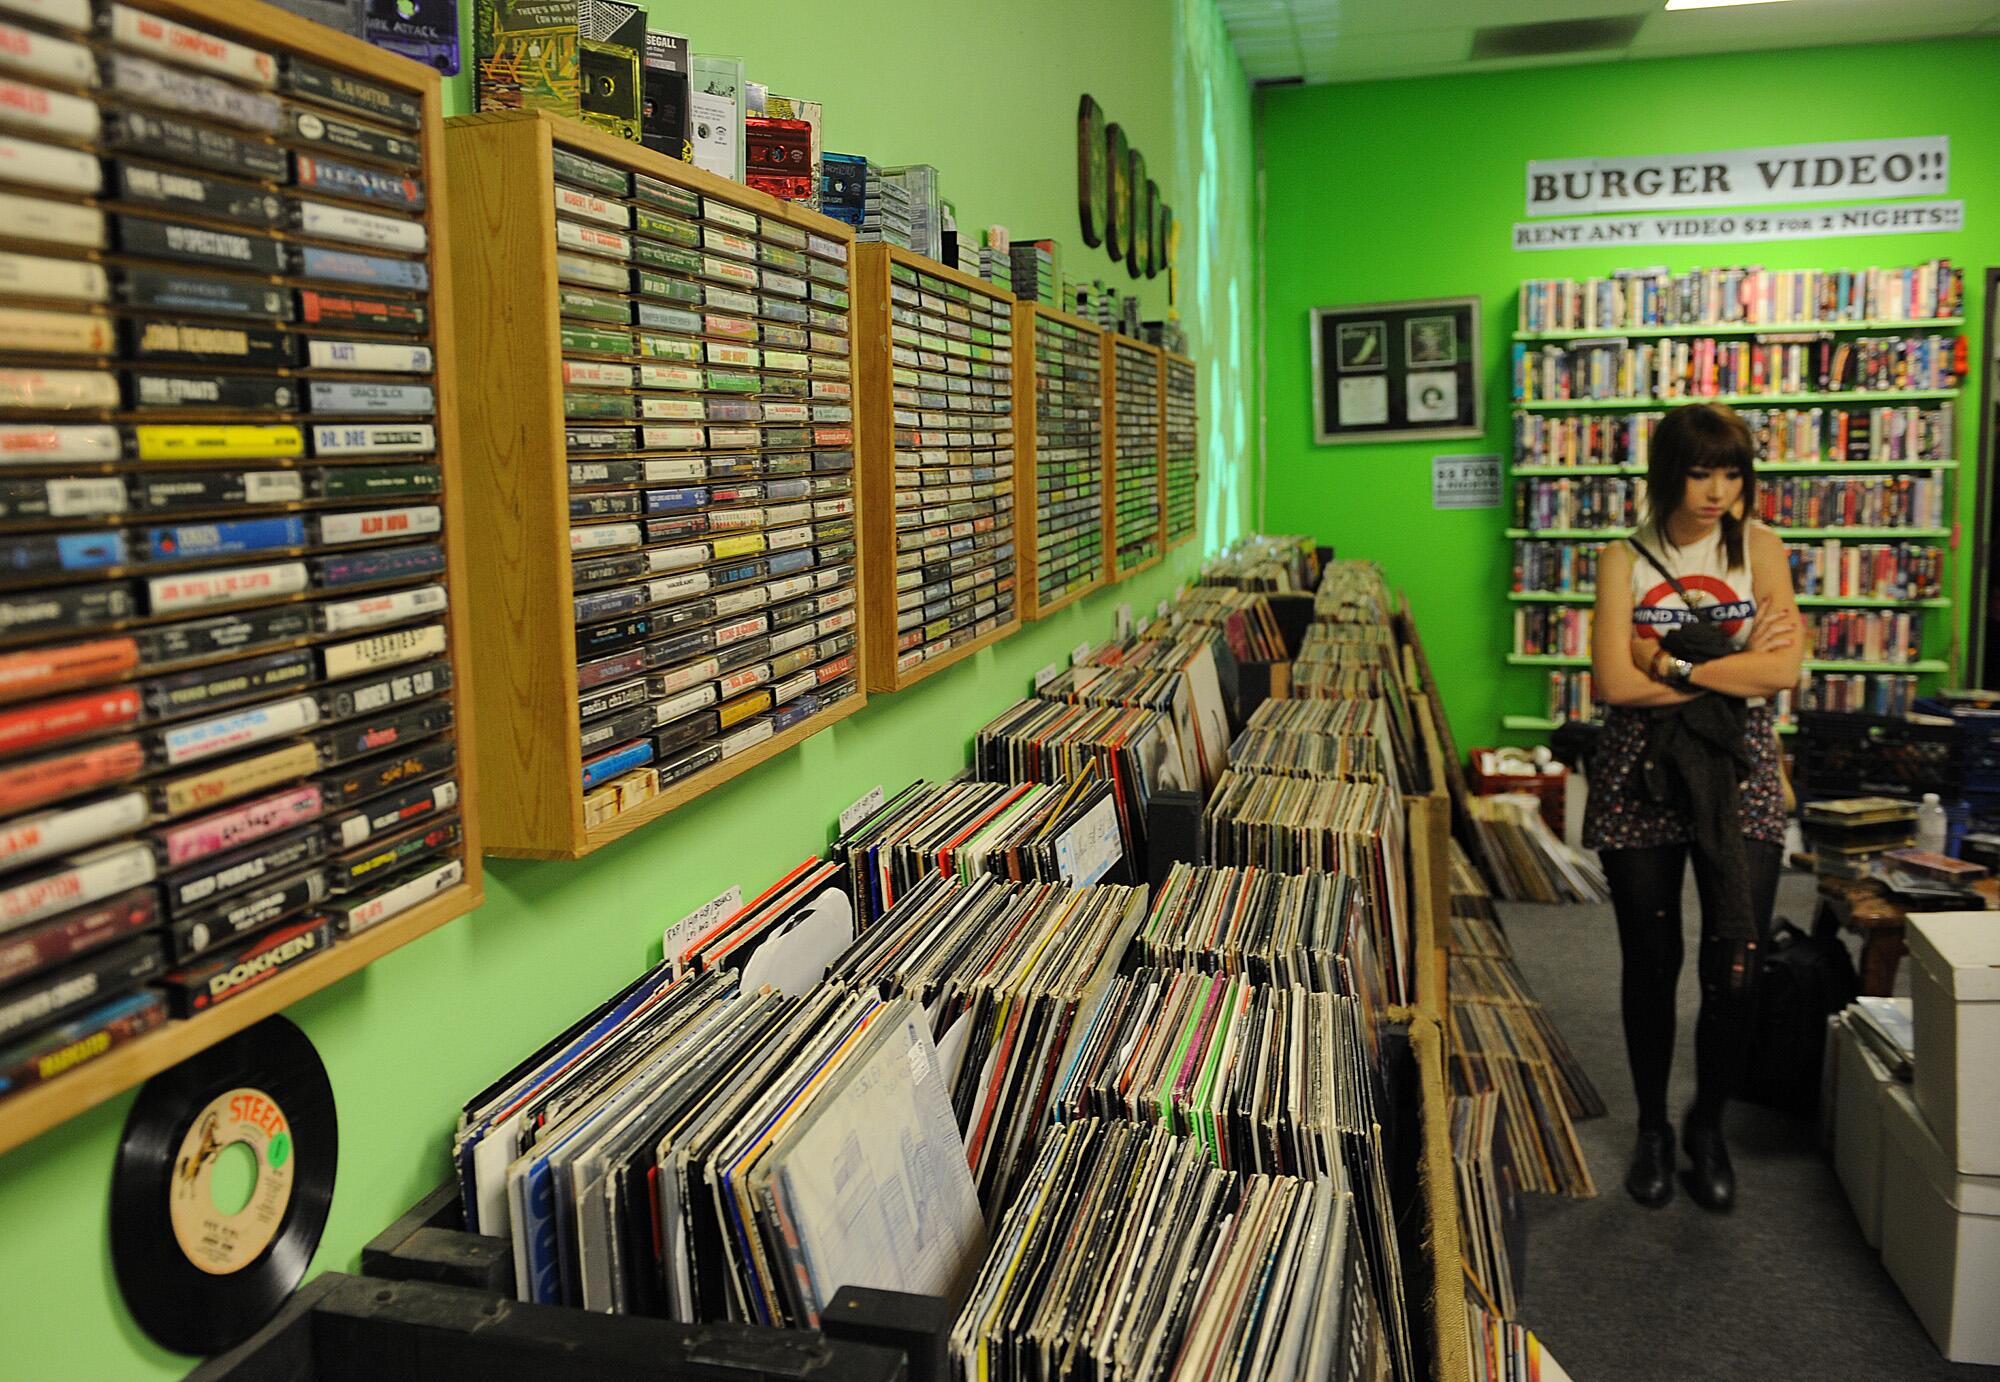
[1260,39,2000,750]
[0,3,1257,1375]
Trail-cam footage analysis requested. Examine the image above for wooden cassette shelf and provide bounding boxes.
[1011,303,1107,620]
[443,112,866,859]
[1103,334,1165,579]
[1163,350,1198,550]
[854,243,1022,691]
[0,0,483,1158]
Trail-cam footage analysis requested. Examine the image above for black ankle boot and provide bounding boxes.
[1625,1124,1675,1207]
[1682,1118,1736,1212]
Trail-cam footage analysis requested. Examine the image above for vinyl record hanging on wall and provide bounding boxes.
[1106,121,1132,261]
[1152,177,1168,278]
[110,1016,338,1356]
[1127,148,1149,279]
[1077,94,1107,248]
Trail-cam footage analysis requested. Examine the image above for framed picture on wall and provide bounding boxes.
[1310,296,1482,444]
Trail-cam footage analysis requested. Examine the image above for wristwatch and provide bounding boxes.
[1664,656,1697,689]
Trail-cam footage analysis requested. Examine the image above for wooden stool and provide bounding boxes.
[1811,875,2000,996]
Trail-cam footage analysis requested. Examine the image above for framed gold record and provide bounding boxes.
[1077,94,1107,249]
[1106,121,1132,260]
[1153,197,1170,280]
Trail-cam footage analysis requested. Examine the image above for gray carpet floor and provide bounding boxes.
[1500,867,1996,1380]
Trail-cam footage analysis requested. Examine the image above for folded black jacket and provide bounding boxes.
[1638,621,1757,940]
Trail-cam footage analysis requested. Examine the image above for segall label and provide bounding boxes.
[168,1084,294,1275]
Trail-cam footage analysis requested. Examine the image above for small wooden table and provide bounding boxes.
[1811,874,1999,996]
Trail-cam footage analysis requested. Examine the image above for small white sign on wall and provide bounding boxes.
[1433,454,1501,510]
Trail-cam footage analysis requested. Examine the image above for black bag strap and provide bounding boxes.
[1627,536,1698,608]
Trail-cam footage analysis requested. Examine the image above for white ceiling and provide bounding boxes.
[1219,0,2000,84]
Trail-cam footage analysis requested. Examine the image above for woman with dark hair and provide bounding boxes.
[1582,402,1805,1212]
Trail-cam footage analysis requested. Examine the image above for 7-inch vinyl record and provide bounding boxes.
[110,1015,336,1355]
[1105,122,1131,261]
[1127,149,1148,279]
[1076,95,1106,249]
[1143,179,1161,279]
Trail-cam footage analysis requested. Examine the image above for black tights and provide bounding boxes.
[1600,840,1782,1131]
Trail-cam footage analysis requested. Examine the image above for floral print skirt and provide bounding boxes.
[1581,703,1787,852]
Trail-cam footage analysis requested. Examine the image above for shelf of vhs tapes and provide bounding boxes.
[852,243,1019,691]
[442,111,865,860]
[1503,260,1969,737]
[0,0,482,1156]
[1010,301,1105,619]
[1163,350,1197,548]
[1103,333,1164,578]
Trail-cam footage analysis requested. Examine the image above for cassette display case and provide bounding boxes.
[855,244,1021,689]
[1164,351,1197,548]
[1105,335,1164,577]
[0,0,483,1156]
[444,111,864,859]
[1012,303,1105,619]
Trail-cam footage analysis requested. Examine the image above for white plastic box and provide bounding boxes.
[1880,1082,2000,1365]
[1907,912,2000,1174]
[1831,1015,1895,1248]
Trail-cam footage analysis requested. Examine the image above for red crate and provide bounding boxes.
[1470,748,1567,838]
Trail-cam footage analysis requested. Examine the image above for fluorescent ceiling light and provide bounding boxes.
[1664,0,1794,9]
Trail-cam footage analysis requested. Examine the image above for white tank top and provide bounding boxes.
[1627,521,1758,652]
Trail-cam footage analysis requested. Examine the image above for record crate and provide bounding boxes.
[1102,333,1165,579]
[1010,301,1107,620]
[1162,349,1198,550]
[0,0,485,1158]
[442,111,867,859]
[853,243,1022,691]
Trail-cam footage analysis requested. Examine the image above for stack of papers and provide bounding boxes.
[1851,995,1916,1081]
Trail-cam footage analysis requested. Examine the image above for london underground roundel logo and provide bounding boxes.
[1635,574,1753,641]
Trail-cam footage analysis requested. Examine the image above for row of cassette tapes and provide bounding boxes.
[1165,354,1197,545]
[887,257,1016,673]
[1031,313,1102,607]
[546,140,862,827]
[1112,338,1162,571]
[0,0,465,1096]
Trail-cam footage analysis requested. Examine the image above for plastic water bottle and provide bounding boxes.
[1916,793,1949,855]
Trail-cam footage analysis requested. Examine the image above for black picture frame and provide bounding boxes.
[1310,296,1483,444]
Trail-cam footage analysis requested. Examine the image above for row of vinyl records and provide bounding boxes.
[1534,668,1924,723]
[1173,585,1290,662]
[1513,605,1929,664]
[1200,533,1323,594]
[445,559,1437,1381]
[1516,259,1966,333]
[1513,402,1956,468]
[1512,472,1948,532]
[1514,538,1947,602]
[1510,334,1965,403]
[1446,849,1605,1192]
[1444,855,1591,1376]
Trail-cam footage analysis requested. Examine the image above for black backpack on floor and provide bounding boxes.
[1740,919,1860,1116]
